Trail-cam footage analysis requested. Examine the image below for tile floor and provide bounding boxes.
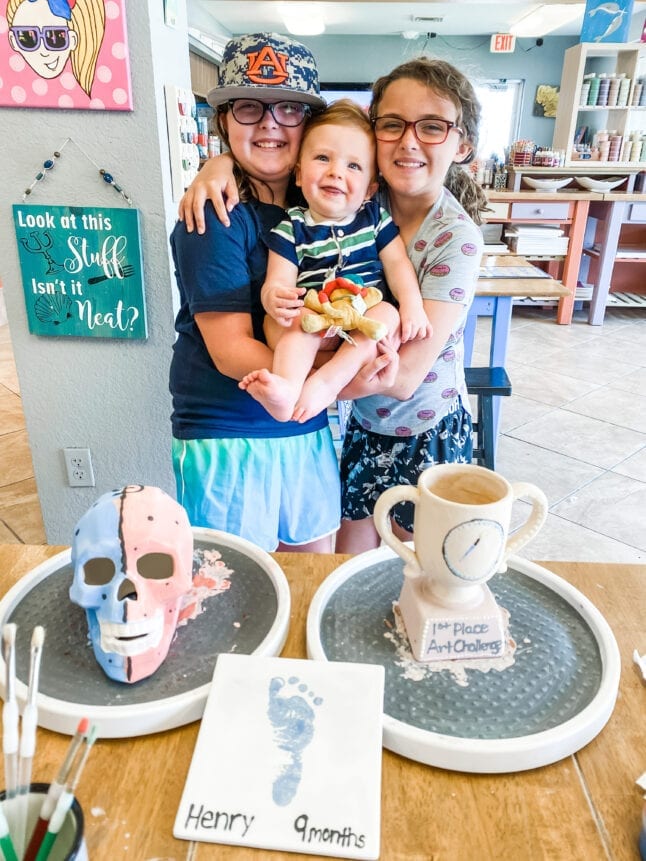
[1,306,645,561]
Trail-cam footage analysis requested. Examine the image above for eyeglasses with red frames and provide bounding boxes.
[10,25,70,52]
[228,99,311,128]
[373,116,464,145]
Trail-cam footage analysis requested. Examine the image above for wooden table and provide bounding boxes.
[1,545,644,860]
[466,255,569,460]
[467,254,569,367]
[579,191,646,325]
[484,190,593,325]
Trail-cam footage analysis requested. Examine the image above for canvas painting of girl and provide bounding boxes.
[1,0,132,110]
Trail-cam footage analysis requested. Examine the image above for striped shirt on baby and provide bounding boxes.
[266,198,399,293]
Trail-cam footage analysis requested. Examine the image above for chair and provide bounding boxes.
[465,366,512,471]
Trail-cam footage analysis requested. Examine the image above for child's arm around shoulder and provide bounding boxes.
[379,235,432,343]
[261,251,304,328]
[178,153,240,234]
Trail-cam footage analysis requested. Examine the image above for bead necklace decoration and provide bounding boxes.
[22,151,62,199]
[22,137,133,205]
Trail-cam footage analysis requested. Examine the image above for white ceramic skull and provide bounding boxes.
[70,485,193,683]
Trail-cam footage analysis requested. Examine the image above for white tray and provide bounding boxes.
[0,529,290,738]
[307,548,620,774]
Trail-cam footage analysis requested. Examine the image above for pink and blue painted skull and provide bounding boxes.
[70,485,193,683]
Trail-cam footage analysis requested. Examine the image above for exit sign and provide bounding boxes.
[490,33,516,52]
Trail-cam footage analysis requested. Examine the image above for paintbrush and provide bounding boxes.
[2,625,19,803]
[34,725,97,861]
[23,717,89,861]
[0,801,18,861]
[14,626,45,859]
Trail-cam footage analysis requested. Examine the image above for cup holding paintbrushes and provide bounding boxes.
[1,623,94,860]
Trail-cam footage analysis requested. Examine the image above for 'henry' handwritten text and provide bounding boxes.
[182,804,255,838]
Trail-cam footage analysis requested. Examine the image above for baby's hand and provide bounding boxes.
[399,303,433,343]
[264,285,306,326]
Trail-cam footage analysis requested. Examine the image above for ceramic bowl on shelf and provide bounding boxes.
[575,176,626,192]
[521,176,574,192]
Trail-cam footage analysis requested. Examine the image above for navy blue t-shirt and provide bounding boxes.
[169,200,327,439]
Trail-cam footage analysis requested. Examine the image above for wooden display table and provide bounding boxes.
[485,190,593,324]
[581,191,646,324]
[0,545,643,860]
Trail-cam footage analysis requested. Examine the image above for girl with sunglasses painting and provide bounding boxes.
[7,0,105,98]
[181,55,489,554]
[169,33,341,553]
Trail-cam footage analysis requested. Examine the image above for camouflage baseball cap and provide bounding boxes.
[207,33,325,110]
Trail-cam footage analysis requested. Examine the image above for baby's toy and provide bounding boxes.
[301,275,388,343]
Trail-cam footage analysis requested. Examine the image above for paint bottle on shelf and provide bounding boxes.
[580,74,592,106]
[587,74,600,105]
[596,73,610,106]
[617,75,631,107]
[607,74,620,107]
[632,81,644,106]
[630,137,642,162]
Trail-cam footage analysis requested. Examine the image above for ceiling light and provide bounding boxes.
[281,2,325,36]
[510,4,583,37]
[402,30,422,40]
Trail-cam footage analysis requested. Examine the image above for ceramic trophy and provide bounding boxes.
[374,464,548,662]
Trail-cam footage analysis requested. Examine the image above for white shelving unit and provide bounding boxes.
[552,42,646,169]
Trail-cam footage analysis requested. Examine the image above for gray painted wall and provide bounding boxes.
[0,1,191,542]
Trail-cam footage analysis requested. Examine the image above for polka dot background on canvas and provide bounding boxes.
[0,0,132,111]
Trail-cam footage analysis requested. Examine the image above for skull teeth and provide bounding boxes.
[99,610,163,656]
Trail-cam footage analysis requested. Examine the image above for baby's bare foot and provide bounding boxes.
[293,375,339,423]
[240,369,299,422]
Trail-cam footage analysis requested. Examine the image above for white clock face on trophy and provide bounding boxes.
[442,518,506,581]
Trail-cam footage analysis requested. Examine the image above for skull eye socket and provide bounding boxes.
[83,557,116,585]
[136,552,175,580]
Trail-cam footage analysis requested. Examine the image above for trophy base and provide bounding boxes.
[398,577,506,663]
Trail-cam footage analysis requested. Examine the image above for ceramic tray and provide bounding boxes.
[0,529,290,738]
[307,548,620,774]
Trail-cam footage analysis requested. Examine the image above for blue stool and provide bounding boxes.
[465,366,512,471]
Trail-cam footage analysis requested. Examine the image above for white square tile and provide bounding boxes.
[510,506,645,563]
[496,436,604,506]
[507,408,646,470]
[564,386,646,434]
[550,472,646,551]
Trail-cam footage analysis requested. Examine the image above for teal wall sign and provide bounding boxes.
[13,205,147,340]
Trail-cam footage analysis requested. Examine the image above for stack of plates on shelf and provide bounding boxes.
[504,225,569,255]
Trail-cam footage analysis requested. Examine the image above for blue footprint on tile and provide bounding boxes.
[267,675,323,806]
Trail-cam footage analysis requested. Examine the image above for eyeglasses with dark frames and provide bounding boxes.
[10,25,70,52]
[228,99,311,128]
[373,116,464,145]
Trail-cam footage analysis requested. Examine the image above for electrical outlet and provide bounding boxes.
[63,447,96,487]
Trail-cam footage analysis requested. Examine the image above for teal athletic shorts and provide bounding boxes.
[172,429,340,551]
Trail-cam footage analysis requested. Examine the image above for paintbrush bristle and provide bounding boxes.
[2,623,17,650]
[30,626,45,649]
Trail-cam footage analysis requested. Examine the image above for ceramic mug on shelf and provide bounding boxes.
[374,464,548,609]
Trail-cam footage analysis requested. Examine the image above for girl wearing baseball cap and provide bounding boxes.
[178,50,489,556]
[169,34,340,551]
